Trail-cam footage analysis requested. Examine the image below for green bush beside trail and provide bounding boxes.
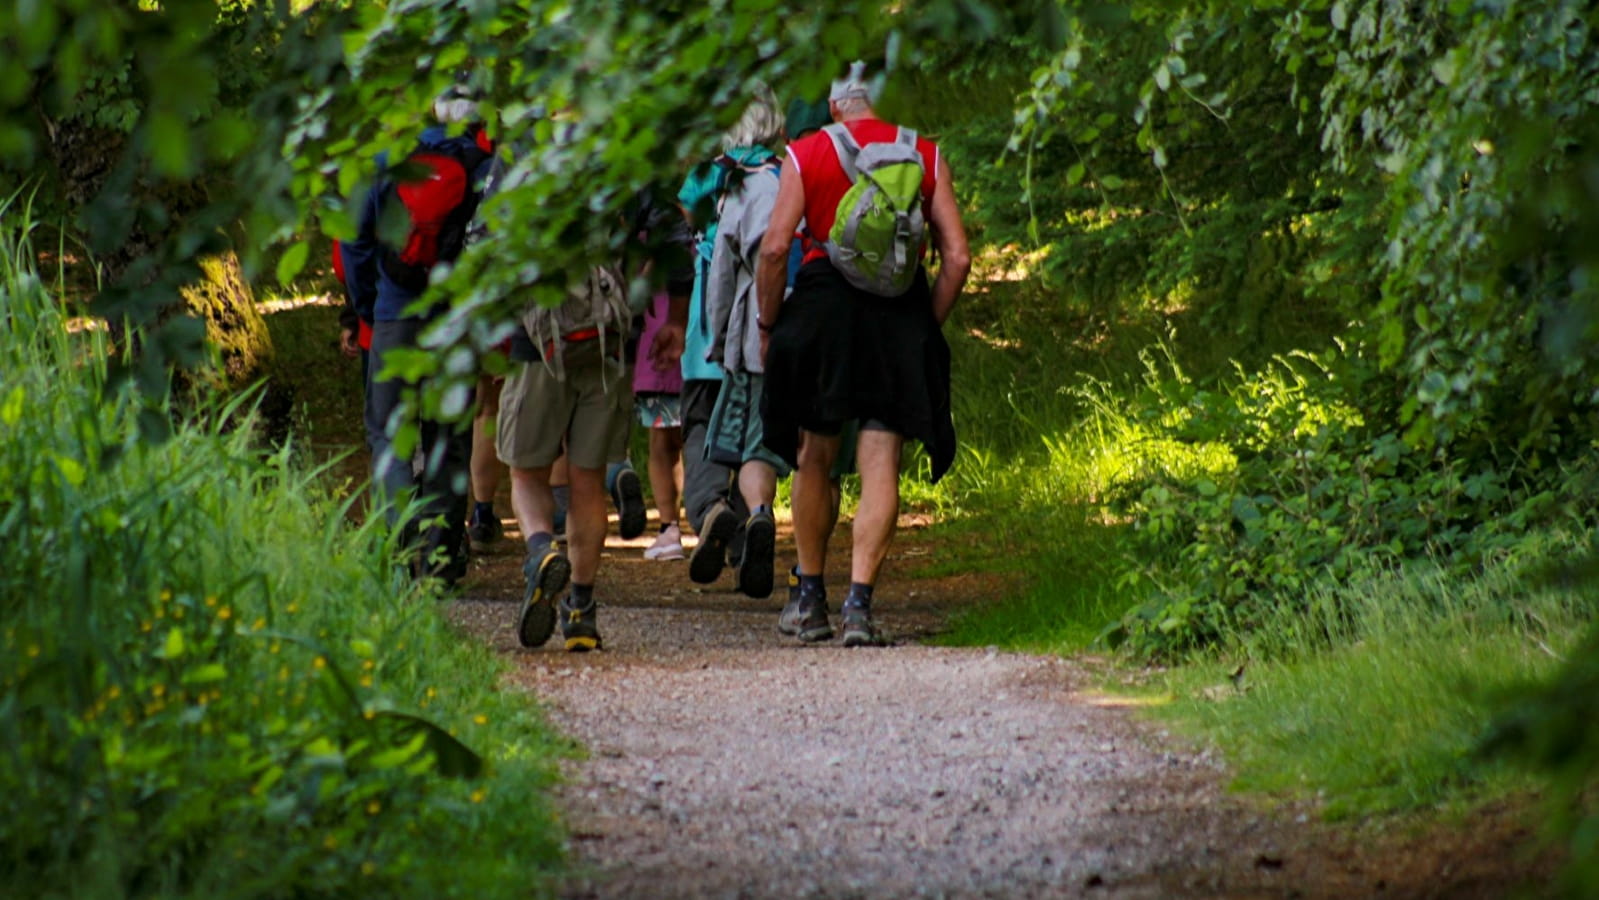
[0,214,566,898]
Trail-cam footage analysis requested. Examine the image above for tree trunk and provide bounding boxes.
[179,252,273,389]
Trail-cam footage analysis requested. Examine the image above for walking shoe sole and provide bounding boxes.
[688,505,738,584]
[798,623,835,643]
[613,468,646,540]
[564,635,601,652]
[737,516,776,599]
[517,553,570,648]
[842,628,885,648]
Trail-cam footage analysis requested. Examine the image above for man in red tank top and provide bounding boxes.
[754,62,972,647]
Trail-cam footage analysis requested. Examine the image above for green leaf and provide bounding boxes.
[182,663,227,684]
[146,108,193,178]
[276,242,310,287]
[373,710,484,779]
[1,386,23,427]
[163,627,185,660]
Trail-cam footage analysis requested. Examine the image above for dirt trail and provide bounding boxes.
[447,516,1547,900]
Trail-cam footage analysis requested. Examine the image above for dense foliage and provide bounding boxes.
[2,0,1594,890]
[940,2,1599,658]
[0,208,565,897]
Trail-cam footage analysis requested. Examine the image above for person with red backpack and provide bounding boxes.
[339,88,496,585]
[756,62,972,646]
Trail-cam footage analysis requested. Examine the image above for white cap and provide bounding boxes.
[829,61,871,103]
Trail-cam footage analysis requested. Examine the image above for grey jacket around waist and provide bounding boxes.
[705,163,782,375]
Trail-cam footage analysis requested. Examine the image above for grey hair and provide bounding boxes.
[721,83,785,151]
[433,97,480,124]
[832,95,871,116]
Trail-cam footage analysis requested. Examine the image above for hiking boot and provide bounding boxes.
[726,523,747,570]
[559,595,603,652]
[737,509,776,599]
[689,500,738,584]
[777,569,804,635]
[418,527,469,587]
[468,509,504,546]
[611,465,646,540]
[517,545,570,648]
[841,603,886,648]
[643,523,685,561]
[796,592,834,644]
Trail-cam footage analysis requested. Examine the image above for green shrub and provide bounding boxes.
[0,207,565,898]
[1156,541,1595,820]
[1092,341,1599,658]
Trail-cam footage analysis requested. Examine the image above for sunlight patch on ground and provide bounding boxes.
[965,327,1023,349]
[1074,690,1173,709]
[259,293,340,314]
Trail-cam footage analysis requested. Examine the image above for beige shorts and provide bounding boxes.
[496,339,634,471]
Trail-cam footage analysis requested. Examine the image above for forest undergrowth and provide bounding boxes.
[0,202,570,899]
[912,220,1597,890]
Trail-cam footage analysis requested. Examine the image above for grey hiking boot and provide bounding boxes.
[517,545,570,648]
[841,603,886,648]
[689,500,739,584]
[737,508,776,599]
[777,569,804,635]
[559,594,603,652]
[796,592,834,644]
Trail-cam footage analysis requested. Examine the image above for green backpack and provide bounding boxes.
[822,123,927,297]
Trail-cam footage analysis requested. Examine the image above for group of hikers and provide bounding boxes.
[335,62,971,653]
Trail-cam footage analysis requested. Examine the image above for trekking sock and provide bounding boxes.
[843,582,875,610]
[798,573,825,597]
[569,582,596,610]
[473,501,495,524]
[526,531,555,557]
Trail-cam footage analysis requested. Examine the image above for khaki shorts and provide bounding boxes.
[496,338,634,471]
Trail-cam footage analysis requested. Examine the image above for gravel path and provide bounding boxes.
[447,521,1549,900]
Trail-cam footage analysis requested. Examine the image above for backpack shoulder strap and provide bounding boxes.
[824,123,861,181]
[895,126,919,149]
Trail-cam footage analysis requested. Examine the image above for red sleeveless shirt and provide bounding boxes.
[787,118,939,265]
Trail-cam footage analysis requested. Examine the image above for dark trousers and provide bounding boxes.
[366,319,470,573]
[681,378,749,534]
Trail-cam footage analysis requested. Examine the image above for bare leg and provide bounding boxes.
[565,464,608,584]
[509,464,556,541]
[470,374,503,504]
[737,459,778,513]
[792,430,842,576]
[827,479,843,543]
[848,429,903,586]
[647,426,685,525]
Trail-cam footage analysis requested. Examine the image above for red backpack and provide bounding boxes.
[381,133,492,292]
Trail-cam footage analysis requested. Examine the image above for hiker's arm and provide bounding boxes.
[757,156,805,340]
[926,154,971,327]
[649,207,692,370]
[340,181,385,322]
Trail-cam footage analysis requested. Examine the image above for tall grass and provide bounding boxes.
[1153,541,1597,819]
[0,197,567,898]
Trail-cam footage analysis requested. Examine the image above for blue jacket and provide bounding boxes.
[341,126,491,323]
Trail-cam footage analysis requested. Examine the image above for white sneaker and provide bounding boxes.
[643,523,685,561]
